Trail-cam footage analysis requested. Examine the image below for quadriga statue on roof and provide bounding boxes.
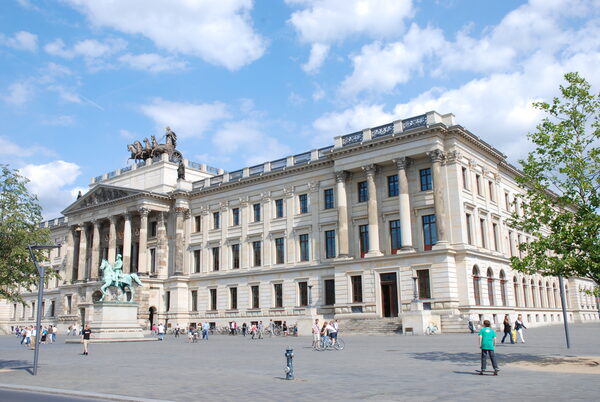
[127,126,182,162]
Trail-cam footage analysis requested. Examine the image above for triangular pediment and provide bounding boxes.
[62,184,146,215]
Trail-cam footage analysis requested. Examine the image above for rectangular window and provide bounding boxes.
[12,304,17,320]
[390,220,401,253]
[275,237,285,264]
[194,216,201,232]
[253,241,261,266]
[476,174,482,196]
[508,230,514,257]
[351,275,363,303]
[299,234,310,261]
[324,188,334,209]
[417,269,431,299]
[359,224,369,257]
[150,221,157,237]
[166,292,171,312]
[274,283,283,308]
[194,249,201,273]
[462,167,469,190]
[230,287,238,310]
[387,175,399,197]
[488,181,495,202]
[358,181,368,202]
[253,203,261,222]
[212,247,220,271]
[325,230,336,259]
[422,215,437,251]
[480,219,487,248]
[251,285,260,309]
[492,223,499,251]
[50,300,55,317]
[232,208,240,226]
[298,282,308,306]
[324,279,335,305]
[299,194,308,214]
[150,248,156,273]
[505,192,510,210]
[466,213,473,245]
[66,295,72,314]
[275,199,284,218]
[420,168,432,191]
[231,244,240,269]
[213,212,220,229]
[191,290,198,311]
[209,289,217,310]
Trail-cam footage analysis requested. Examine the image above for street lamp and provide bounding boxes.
[558,276,571,349]
[28,244,60,376]
[308,284,313,307]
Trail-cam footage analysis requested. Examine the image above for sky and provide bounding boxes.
[1,0,599,220]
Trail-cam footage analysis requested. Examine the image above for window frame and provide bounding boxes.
[299,233,310,262]
[323,188,334,209]
[298,194,308,214]
[387,174,399,197]
[357,181,368,202]
[420,168,432,191]
[325,229,336,259]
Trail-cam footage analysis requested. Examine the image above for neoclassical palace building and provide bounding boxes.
[1,111,598,334]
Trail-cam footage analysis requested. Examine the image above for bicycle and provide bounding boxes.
[425,322,438,335]
[313,335,345,351]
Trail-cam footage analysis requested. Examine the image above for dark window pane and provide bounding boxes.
[387,175,399,197]
[417,269,431,299]
[420,168,432,191]
[274,283,283,308]
[299,234,309,261]
[390,220,401,252]
[275,237,285,264]
[325,230,336,258]
[231,244,240,269]
[359,224,369,257]
[324,279,335,305]
[358,181,368,202]
[299,194,308,213]
[351,275,363,303]
[422,215,437,251]
[253,241,261,266]
[232,208,240,226]
[299,282,308,306]
[253,203,261,222]
[324,188,334,209]
[275,199,284,218]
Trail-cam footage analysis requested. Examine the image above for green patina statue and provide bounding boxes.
[98,255,143,302]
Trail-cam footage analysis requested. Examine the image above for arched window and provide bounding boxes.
[545,281,552,308]
[500,270,507,306]
[522,278,528,307]
[565,285,570,308]
[553,283,559,308]
[513,277,520,307]
[487,268,495,306]
[472,266,481,305]
[531,279,537,307]
[538,280,544,308]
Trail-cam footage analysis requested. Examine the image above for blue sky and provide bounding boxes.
[1,0,599,219]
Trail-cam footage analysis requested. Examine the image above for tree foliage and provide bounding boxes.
[0,164,55,302]
[510,73,600,290]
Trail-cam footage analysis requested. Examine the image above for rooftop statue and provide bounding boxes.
[127,127,182,162]
[98,255,143,302]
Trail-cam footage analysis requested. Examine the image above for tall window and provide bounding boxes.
[150,248,156,273]
[387,175,398,197]
[194,249,201,273]
[359,224,369,257]
[487,268,495,306]
[480,218,487,248]
[473,266,481,305]
[212,247,219,271]
[351,275,363,303]
[299,194,308,213]
[191,290,198,311]
[230,287,238,310]
[275,237,285,264]
[500,271,507,307]
[531,279,537,307]
[150,221,157,237]
[508,231,514,257]
[194,216,201,232]
[417,269,431,299]
[513,277,520,307]
[253,203,261,222]
[422,215,437,251]
[209,289,217,310]
[298,282,308,306]
[299,234,310,261]
[252,241,261,266]
[166,292,171,311]
[251,285,260,309]
[231,244,240,269]
[488,181,495,202]
[358,181,368,202]
[553,283,559,309]
[420,168,432,191]
[325,230,336,259]
[522,278,528,307]
[213,211,220,229]
[465,213,473,245]
[390,220,401,253]
[505,192,511,211]
[538,280,544,308]
[275,199,284,218]
[50,300,55,317]
[274,283,283,308]
[232,208,240,226]
[492,223,499,251]
[324,279,335,305]
[476,174,482,196]
[324,188,334,209]
[462,167,469,189]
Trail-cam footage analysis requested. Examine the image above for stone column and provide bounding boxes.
[65,227,75,284]
[122,213,132,274]
[137,208,149,274]
[363,164,382,257]
[90,220,101,280]
[77,225,87,281]
[335,171,350,258]
[108,216,117,263]
[156,212,168,277]
[394,157,414,251]
[427,149,448,244]
[173,208,187,275]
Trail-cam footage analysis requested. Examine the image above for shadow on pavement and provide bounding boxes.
[410,352,582,366]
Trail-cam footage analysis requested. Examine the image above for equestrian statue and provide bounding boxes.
[127,126,183,162]
[98,254,143,302]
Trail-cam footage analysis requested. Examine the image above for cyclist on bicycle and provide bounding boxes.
[326,321,337,346]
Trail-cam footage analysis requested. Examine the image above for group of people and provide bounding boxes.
[468,314,528,344]
[14,325,58,348]
[311,319,339,347]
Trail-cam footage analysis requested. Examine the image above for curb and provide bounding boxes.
[0,383,172,402]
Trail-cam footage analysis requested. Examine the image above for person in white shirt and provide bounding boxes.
[157,323,165,341]
[311,319,321,347]
[326,321,337,346]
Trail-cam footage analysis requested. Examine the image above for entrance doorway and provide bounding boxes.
[149,306,157,328]
[380,273,398,317]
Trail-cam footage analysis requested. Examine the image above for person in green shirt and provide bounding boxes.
[478,320,499,375]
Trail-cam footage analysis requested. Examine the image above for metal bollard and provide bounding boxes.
[284,347,294,380]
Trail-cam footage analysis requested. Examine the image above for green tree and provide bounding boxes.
[510,72,599,292]
[0,164,55,302]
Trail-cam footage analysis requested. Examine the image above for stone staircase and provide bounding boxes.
[338,318,403,335]
[440,314,470,333]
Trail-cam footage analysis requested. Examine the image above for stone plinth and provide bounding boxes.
[401,303,441,335]
[90,302,144,340]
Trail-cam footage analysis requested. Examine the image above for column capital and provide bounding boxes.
[123,212,132,221]
[175,207,189,217]
[427,149,446,163]
[393,157,413,170]
[361,164,377,177]
[283,185,294,199]
[109,215,118,224]
[260,191,271,202]
[334,171,349,183]
[308,181,319,193]
[138,207,150,217]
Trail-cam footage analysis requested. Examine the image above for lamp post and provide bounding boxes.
[558,276,571,349]
[28,244,59,376]
[308,284,313,307]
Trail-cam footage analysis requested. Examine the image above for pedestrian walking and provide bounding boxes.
[82,324,92,355]
[242,322,247,337]
[514,314,527,343]
[51,325,58,343]
[257,321,264,339]
[312,319,320,348]
[478,320,499,375]
[501,314,514,344]
[158,323,165,341]
[174,323,181,338]
[468,314,476,334]
[202,322,210,340]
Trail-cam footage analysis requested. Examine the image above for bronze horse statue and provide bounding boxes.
[127,127,182,162]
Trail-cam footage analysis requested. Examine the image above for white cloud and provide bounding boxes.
[302,43,330,73]
[44,38,127,70]
[119,53,187,73]
[140,98,231,139]
[19,160,81,219]
[65,0,267,70]
[2,81,34,105]
[41,115,76,126]
[0,136,55,158]
[0,31,38,52]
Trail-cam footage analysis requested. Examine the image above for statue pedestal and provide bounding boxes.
[90,302,145,341]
